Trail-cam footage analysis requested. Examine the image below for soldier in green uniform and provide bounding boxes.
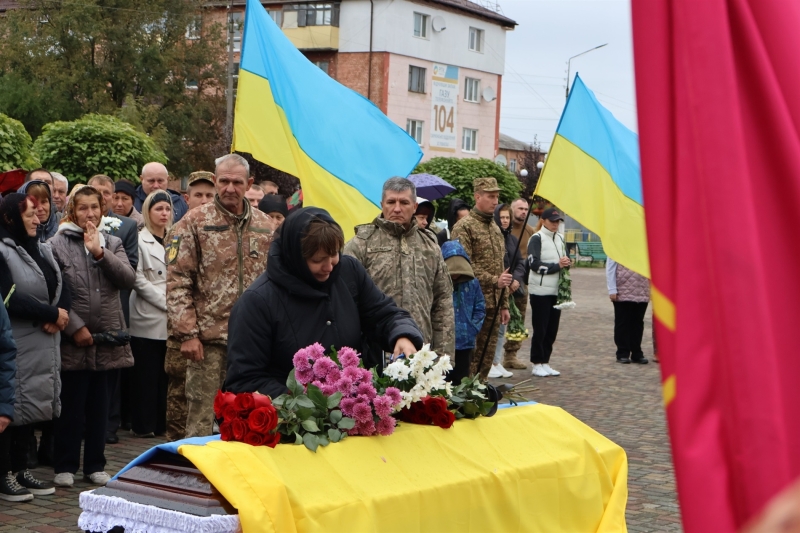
[451,178,512,380]
[166,156,274,437]
[163,171,215,441]
[343,178,454,365]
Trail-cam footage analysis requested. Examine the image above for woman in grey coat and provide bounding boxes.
[48,186,135,488]
[0,194,70,500]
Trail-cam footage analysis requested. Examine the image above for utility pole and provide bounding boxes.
[225,1,235,136]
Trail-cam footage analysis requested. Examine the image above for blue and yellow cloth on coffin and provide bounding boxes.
[233,0,422,238]
[536,74,648,277]
[115,404,628,532]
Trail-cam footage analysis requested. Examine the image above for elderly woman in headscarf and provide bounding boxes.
[17,181,60,242]
[48,186,134,488]
[0,193,70,500]
[224,207,423,398]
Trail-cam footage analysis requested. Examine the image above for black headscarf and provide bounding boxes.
[445,198,469,231]
[268,207,343,294]
[258,194,288,218]
[0,193,39,254]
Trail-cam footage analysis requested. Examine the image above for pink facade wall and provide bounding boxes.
[385,53,499,162]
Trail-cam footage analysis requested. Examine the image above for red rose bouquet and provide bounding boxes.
[214,391,280,448]
[396,396,455,429]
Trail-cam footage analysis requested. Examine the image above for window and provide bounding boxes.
[185,15,202,40]
[468,27,484,52]
[413,12,429,39]
[407,119,424,145]
[313,60,330,74]
[267,9,282,27]
[509,159,517,172]
[285,3,340,28]
[462,128,478,152]
[408,65,426,93]
[229,12,243,52]
[464,77,480,102]
[232,62,240,90]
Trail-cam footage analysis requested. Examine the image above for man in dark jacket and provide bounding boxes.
[135,162,188,222]
[225,207,423,398]
[437,198,469,247]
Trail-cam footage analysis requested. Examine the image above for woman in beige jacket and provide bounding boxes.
[128,191,172,438]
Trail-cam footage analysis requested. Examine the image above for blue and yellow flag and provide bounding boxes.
[536,75,648,277]
[233,0,423,237]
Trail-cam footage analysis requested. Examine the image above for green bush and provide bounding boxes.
[0,113,39,171]
[413,157,522,216]
[33,114,167,184]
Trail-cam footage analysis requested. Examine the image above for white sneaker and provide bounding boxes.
[488,365,503,378]
[496,364,514,378]
[543,364,561,376]
[85,472,111,485]
[53,472,74,487]
[532,364,549,377]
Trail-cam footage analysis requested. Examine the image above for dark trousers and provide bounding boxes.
[613,301,649,361]
[54,370,110,475]
[130,337,168,436]
[448,349,473,384]
[0,424,33,473]
[529,295,561,364]
[106,368,132,437]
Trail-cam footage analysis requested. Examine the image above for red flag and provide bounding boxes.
[632,1,800,531]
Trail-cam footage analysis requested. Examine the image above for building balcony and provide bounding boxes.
[283,26,339,51]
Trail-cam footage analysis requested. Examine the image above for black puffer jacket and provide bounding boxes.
[224,207,423,398]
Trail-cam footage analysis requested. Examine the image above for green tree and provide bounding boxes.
[0,113,39,171]
[0,0,227,176]
[413,157,523,215]
[33,114,167,184]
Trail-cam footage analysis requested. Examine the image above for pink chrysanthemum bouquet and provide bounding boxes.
[292,344,402,436]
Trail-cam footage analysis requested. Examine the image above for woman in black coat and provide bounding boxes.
[224,207,424,398]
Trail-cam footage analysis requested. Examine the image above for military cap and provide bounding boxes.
[473,177,501,193]
[188,171,215,187]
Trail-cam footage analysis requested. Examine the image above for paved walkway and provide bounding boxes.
[0,267,681,532]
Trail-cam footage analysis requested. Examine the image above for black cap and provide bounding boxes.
[542,207,564,222]
[115,180,136,198]
[258,194,288,217]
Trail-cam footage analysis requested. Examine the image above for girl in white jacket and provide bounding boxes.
[526,208,571,377]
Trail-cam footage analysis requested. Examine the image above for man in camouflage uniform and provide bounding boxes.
[502,198,535,370]
[451,178,512,380]
[163,171,216,441]
[167,155,274,437]
[343,178,454,364]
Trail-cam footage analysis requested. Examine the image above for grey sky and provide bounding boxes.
[496,0,637,153]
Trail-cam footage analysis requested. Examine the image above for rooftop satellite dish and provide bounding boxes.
[494,154,507,166]
[483,86,496,102]
[432,16,446,32]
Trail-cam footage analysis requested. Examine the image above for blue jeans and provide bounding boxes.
[493,324,507,365]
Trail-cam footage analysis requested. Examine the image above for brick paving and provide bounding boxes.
[0,267,681,532]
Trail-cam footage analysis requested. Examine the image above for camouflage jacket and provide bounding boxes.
[166,197,273,345]
[451,208,508,310]
[343,217,455,358]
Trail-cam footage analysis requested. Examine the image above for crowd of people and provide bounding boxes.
[0,158,652,503]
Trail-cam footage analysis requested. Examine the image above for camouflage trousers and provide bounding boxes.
[184,343,227,438]
[164,345,187,442]
[470,306,502,380]
[503,289,529,362]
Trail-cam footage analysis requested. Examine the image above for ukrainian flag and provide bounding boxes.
[536,75,648,277]
[233,0,423,237]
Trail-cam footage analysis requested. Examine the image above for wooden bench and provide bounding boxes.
[576,242,607,265]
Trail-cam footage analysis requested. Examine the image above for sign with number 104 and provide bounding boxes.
[430,64,459,153]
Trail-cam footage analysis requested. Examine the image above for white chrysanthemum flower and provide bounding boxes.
[97,216,122,233]
[385,360,411,381]
[554,301,577,310]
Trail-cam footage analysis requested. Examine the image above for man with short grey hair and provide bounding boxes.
[51,172,69,212]
[343,177,454,367]
[134,162,188,221]
[166,154,274,437]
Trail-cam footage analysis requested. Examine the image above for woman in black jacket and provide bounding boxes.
[224,207,424,398]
